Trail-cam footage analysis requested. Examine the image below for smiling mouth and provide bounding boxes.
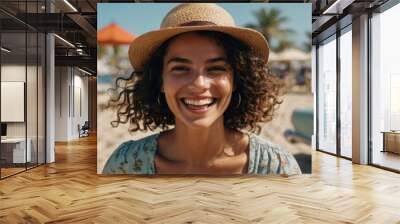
[181,98,217,111]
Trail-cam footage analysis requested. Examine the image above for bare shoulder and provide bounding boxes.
[229,130,250,155]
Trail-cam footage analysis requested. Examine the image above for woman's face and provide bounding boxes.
[162,32,234,129]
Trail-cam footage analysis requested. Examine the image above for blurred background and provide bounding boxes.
[97,3,312,173]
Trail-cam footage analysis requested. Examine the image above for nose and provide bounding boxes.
[189,70,210,91]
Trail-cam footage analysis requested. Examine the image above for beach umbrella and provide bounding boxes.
[98,22,135,45]
[276,48,311,61]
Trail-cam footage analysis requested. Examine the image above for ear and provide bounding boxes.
[160,85,164,93]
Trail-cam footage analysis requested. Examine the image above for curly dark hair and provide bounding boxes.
[108,31,283,134]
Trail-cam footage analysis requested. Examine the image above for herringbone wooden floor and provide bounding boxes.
[1,135,400,224]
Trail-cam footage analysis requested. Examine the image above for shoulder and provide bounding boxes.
[248,134,302,176]
[102,133,159,174]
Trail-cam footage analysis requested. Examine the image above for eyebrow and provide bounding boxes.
[166,57,192,65]
[166,56,228,65]
[206,57,228,64]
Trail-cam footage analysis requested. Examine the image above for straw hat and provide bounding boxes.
[128,3,270,71]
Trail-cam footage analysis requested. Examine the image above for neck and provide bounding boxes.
[170,118,230,168]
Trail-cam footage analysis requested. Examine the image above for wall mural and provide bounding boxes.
[97,3,312,175]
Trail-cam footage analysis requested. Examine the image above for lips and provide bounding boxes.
[181,97,217,112]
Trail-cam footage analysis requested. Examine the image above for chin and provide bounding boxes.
[181,117,219,129]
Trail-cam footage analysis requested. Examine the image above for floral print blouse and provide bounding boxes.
[102,133,302,175]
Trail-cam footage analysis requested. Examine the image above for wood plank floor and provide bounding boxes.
[372,151,400,171]
[1,135,400,224]
[0,167,26,178]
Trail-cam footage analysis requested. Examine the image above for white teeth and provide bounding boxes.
[183,98,214,106]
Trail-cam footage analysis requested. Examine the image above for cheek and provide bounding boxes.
[216,76,234,96]
[162,75,184,99]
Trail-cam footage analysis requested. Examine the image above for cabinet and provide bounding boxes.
[0,138,32,164]
[382,131,400,154]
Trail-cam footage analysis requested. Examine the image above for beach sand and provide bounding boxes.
[97,92,313,173]
[260,93,313,155]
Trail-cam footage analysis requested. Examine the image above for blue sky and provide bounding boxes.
[98,3,311,49]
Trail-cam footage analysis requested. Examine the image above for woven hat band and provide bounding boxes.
[178,21,217,27]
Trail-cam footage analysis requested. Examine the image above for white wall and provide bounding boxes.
[1,65,34,138]
[55,67,69,141]
[1,64,46,164]
[55,67,89,141]
[72,73,89,138]
[1,65,26,132]
[1,82,25,122]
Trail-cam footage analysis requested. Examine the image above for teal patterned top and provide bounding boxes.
[102,133,302,175]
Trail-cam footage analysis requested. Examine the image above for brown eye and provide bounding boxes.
[208,66,227,73]
[171,66,190,73]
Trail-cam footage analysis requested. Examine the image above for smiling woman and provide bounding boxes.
[103,3,301,175]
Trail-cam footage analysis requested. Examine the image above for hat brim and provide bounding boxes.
[128,25,269,71]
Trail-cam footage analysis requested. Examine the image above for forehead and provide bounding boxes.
[164,32,227,59]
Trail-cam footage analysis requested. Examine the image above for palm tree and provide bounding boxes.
[245,8,295,52]
[275,39,295,53]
